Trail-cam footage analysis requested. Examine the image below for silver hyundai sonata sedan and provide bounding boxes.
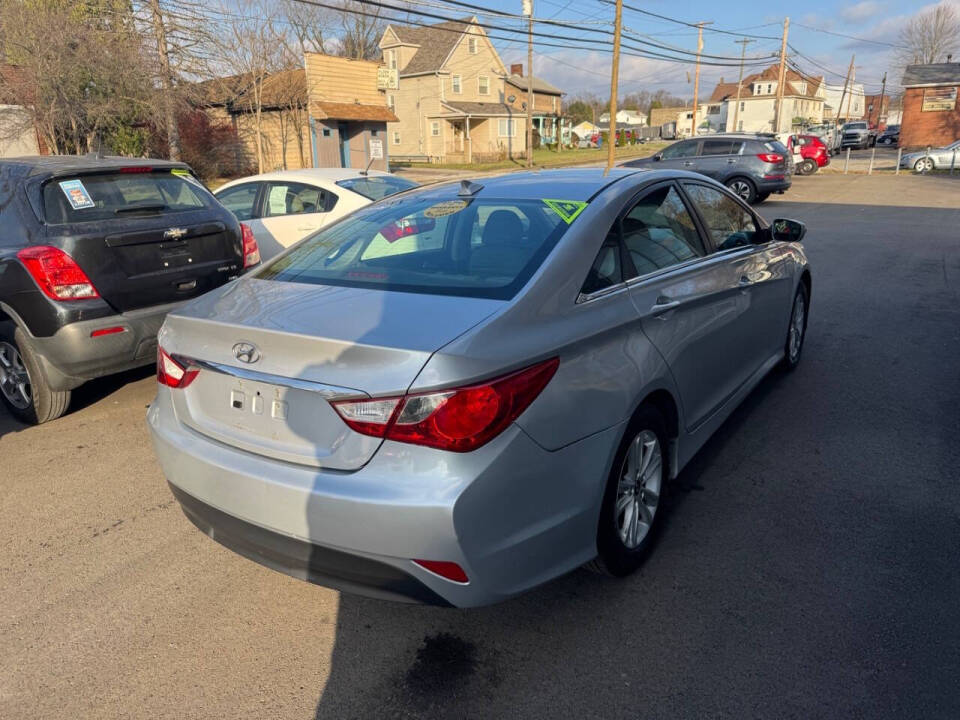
[148,168,811,607]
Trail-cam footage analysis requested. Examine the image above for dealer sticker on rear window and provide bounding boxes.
[542,199,587,224]
[171,168,203,187]
[58,179,95,210]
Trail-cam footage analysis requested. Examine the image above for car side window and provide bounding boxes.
[215,183,259,221]
[264,182,328,218]
[581,226,623,296]
[660,141,698,159]
[621,185,704,278]
[683,184,759,251]
[701,140,734,156]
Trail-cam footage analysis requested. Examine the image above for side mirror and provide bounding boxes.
[653,153,663,161]
[771,218,806,243]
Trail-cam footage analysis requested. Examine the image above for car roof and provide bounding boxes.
[408,168,646,202]
[218,167,393,188]
[0,155,188,179]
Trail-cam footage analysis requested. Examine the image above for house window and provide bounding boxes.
[387,94,395,111]
[767,84,772,94]
[738,120,743,131]
[498,118,516,136]
[322,128,331,137]
[452,75,462,94]
[371,129,379,136]
[431,121,440,136]
[468,37,478,54]
[478,75,490,95]
[387,50,397,70]
[740,101,745,112]
[393,131,400,145]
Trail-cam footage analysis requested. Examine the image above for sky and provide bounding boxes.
[451,0,960,99]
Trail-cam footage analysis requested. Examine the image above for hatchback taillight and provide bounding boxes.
[157,346,199,389]
[17,246,99,301]
[331,358,559,452]
[240,223,261,268]
[757,153,784,164]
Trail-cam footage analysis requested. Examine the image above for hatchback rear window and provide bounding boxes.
[336,175,417,201]
[43,170,209,225]
[256,195,575,299]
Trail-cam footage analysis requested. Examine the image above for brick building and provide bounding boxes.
[899,62,960,149]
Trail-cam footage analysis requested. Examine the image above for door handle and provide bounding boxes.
[650,296,681,315]
[682,161,695,166]
[726,158,737,164]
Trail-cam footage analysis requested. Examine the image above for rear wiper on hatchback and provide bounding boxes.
[114,203,168,214]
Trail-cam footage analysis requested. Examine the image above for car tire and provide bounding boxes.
[756,192,771,203]
[0,325,70,424]
[725,177,757,204]
[587,404,669,577]
[798,159,817,175]
[781,282,809,371]
[914,157,934,173]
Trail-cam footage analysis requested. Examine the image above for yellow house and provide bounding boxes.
[380,16,563,163]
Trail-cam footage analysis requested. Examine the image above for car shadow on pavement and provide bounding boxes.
[311,367,789,719]
[67,365,155,414]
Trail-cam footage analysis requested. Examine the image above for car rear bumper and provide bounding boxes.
[31,301,181,390]
[756,175,792,194]
[147,387,622,607]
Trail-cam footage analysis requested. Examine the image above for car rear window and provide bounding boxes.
[255,194,576,300]
[762,141,789,154]
[336,175,418,201]
[42,170,210,225]
[845,123,867,130]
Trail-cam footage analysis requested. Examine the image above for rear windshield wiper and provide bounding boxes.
[115,203,167,214]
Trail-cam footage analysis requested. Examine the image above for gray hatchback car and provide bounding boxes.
[621,134,793,204]
[148,168,812,607]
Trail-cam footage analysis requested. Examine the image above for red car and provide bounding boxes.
[790,134,830,175]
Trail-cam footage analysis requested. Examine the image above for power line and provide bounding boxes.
[598,0,780,40]
[790,22,907,49]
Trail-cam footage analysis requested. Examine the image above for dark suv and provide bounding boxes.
[620,134,792,204]
[0,156,259,424]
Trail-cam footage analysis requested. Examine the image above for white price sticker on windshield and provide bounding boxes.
[59,179,95,210]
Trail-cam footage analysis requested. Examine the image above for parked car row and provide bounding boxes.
[0,157,414,423]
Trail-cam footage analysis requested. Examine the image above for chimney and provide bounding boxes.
[511,63,523,77]
[719,76,724,84]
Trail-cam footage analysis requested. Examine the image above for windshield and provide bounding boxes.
[845,123,867,130]
[255,194,577,300]
[43,170,209,224]
[336,175,418,201]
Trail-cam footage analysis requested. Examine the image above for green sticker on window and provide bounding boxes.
[543,198,588,224]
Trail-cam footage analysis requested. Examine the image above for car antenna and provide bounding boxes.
[458,179,483,197]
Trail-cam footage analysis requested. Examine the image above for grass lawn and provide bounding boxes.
[393,142,668,172]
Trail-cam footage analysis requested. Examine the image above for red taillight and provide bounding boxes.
[413,559,469,583]
[157,346,199,389]
[90,326,126,338]
[757,153,784,164]
[119,166,153,173]
[17,246,99,301]
[240,223,261,268]
[330,357,559,452]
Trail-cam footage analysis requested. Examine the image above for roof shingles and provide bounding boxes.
[385,18,473,76]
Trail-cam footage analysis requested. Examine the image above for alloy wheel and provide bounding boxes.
[615,430,662,549]
[728,180,752,201]
[915,157,934,173]
[0,341,31,410]
[788,292,806,363]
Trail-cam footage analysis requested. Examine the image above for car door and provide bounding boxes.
[620,181,754,430]
[256,181,336,260]
[214,182,262,223]
[655,140,701,172]
[681,180,795,372]
[696,139,744,181]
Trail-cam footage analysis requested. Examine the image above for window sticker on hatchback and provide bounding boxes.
[58,179,95,210]
[542,199,588,224]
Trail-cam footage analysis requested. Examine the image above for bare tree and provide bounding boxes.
[898,3,960,66]
[335,0,385,60]
[281,0,332,55]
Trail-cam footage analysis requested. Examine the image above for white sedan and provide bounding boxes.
[213,168,417,260]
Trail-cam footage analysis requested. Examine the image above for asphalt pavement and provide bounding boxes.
[1,174,959,719]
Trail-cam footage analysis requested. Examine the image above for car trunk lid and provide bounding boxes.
[161,279,503,470]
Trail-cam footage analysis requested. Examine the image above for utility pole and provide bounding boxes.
[605,0,623,174]
[149,0,181,161]
[524,0,534,167]
[772,16,790,133]
[732,38,754,132]
[844,65,857,121]
[690,22,712,137]
[876,71,887,128]
[834,54,854,144]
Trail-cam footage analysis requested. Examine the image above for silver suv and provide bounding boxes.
[622,134,792,204]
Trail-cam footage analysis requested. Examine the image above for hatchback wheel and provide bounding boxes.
[588,404,669,577]
[782,283,809,371]
[798,159,817,175]
[914,157,934,173]
[725,177,757,204]
[0,326,70,424]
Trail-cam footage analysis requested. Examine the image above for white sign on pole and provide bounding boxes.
[522,0,532,15]
[369,137,384,160]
